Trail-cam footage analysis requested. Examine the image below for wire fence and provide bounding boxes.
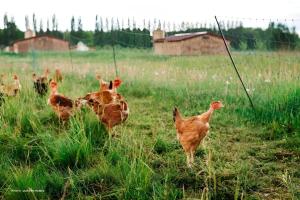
[2,17,298,84]
[0,15,298,127]
[23,17,299,71]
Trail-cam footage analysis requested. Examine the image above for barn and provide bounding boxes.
[11,35,69,53]
[153,29,229,56]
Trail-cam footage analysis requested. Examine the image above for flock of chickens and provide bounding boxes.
[0,69,129,130]
[0,68,223,167]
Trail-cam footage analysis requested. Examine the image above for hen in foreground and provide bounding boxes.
[173,101,224,167]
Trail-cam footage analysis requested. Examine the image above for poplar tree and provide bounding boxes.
[52,14,56,31]
[39,19,44,34]
[4,13,8,28]
[25,15,29,30]
[70,16,75,44]
[94,15,101,46]
[46,19,50,33]
[32,13,37,32]
[70,16,75,32]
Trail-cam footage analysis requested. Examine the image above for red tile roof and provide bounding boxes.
[12,35,69,45]
[154,32,227,43]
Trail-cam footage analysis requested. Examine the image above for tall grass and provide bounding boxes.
[0,49,299,199]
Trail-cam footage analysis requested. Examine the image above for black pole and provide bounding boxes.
[214,16,255,110]
[112,29,119,77]
[68,34,74,73]
[68,45,74,73]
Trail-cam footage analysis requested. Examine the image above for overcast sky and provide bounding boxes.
[1,0,300,34]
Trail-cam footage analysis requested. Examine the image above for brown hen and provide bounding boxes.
[173,101,223,167]
[33,68,50,96]
[53,68,63,82]
[48,80,78,122]
[0,74,21,97]
[78,77,128,130]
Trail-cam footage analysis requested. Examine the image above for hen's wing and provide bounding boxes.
[101,103,123,128]
[50,95,73,108]
[178,116,208,133]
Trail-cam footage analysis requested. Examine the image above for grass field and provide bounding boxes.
[0,49,299,199]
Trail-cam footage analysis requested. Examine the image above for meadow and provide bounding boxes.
[0,49,299,199]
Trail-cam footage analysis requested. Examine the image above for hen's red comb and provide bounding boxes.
[113,77,122,88]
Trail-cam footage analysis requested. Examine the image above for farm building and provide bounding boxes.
[24,29,36,39]
[153,29,229,55]
[10,33,69,53]
[76,41,89,51]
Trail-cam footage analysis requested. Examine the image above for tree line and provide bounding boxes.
[172,21,299,50]
[66,16,152,48]
[0,13,299,50]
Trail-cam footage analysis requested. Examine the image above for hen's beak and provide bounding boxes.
[220,103,224,108]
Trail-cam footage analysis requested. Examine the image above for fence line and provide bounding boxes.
[216,16,300,22]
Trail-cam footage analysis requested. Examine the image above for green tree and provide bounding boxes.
[25,15,29,30]
[94,15,102,46]
[70,16,75,33]
[0,29,3,47]
[266,22,297,50]
[39,20,44,34]
[52,14,56,31]
[46,19,50,34]
[3,13,8,28]
[70,16,76,45]
[78,17,83,32]
[32,13,37,33]
[116,18,120,30]
[2,17,23,46]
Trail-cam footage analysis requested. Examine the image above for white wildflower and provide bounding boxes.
[246,88,255,93]
[226,80,230,85]
[264,79,271,83]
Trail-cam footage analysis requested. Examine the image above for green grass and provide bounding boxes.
[0,49,299,199]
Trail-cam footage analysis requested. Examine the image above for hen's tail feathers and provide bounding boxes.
[173,107,181,122]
